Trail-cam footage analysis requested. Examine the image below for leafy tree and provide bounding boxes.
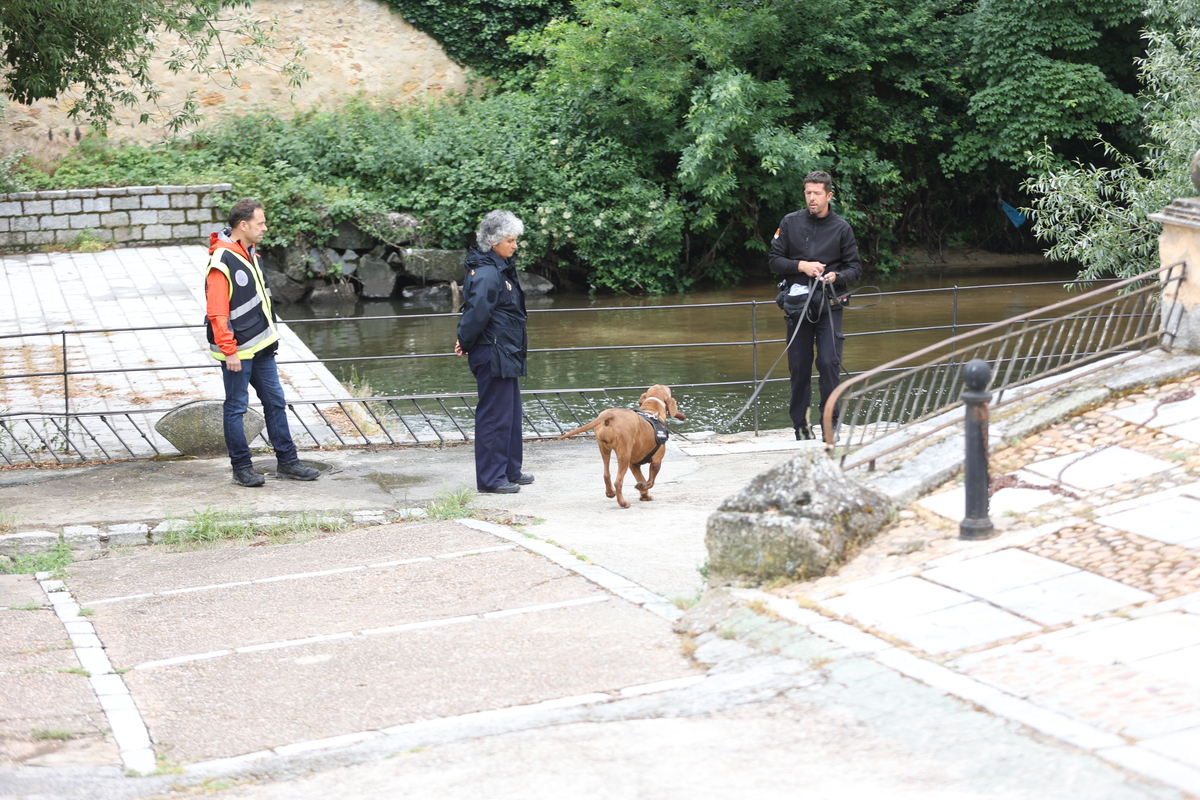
[0,0,307,132]
[948,0,1145,174]
[516,0,968,274]
[1025,0,1200,279]
[377,0,572,77]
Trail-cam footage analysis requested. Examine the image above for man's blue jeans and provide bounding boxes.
[222,350,298,470]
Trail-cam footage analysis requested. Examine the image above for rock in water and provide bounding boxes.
[705,443,891,585]
[155,400,265,458]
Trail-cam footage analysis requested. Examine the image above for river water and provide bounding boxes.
[280,263,1087,433]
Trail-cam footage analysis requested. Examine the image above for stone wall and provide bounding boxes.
[0,0,468,150]
[0,184,231,249]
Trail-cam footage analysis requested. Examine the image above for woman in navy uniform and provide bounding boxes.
[454,210,534,494]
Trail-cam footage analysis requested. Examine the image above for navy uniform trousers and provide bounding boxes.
[468,344,524,491]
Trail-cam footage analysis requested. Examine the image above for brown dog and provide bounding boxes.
[557,385,686,508]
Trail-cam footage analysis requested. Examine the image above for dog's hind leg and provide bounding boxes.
[601,444,616,499]
[612,455,631,508]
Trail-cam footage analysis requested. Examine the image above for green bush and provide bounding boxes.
[13,96,685,291]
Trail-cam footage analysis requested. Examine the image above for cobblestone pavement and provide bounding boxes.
[773,370,1200,795]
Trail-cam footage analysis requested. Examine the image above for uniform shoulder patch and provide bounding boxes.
[773,228,780,239]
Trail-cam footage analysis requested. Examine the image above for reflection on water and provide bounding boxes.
[279,263,1087,432]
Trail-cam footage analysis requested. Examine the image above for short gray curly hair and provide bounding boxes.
[475,209,525,252]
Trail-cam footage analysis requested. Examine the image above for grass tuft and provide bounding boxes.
[426,488,475,520]
[31,728,74,741]
[159,507,345,548]
[0,538,74,577]
[7,600,43,611]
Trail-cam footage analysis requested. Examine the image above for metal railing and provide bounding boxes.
[0,276,1153,466]
[822,263,1186,471]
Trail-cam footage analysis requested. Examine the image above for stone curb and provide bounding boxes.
[0,507,427,557]
[35,574,156,774]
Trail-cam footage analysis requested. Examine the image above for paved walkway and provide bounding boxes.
[767,372,1200,794]
[0,247,344,458]
[4,244,1200,797]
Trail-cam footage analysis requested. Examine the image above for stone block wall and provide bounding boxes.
[0,184,232,249]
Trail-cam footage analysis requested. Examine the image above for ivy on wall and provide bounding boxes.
[380,0,571,76]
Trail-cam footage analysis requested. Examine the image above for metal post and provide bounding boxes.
[959,359,995,540]
[951,285,959,363]
[62,331,69,448]
[751,301,759,436]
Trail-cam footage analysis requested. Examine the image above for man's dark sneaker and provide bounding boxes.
[233,467,265,487]
[795,426,813,441]
[276,460,319,481]
[479,482,520,494]
[512,473,535,485]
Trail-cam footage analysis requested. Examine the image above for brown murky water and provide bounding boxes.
[280,264,1090,431]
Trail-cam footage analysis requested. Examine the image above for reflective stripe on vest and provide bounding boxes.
[206,246,280,361]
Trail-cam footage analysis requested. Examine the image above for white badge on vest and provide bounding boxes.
[235,269,250,287]
[505,280,512,291]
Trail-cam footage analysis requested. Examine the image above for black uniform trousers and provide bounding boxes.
[786,307,845,431]
[468,344,524,491]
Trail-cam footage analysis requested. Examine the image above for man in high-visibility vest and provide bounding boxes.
[205,199,319,487]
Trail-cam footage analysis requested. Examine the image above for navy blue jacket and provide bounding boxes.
[457,246,528,378]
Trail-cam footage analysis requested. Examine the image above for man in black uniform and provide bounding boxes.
[769,171,862,441]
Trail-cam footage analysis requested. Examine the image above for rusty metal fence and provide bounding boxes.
[822,263,1186,471]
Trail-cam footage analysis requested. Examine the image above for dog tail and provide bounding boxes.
[557,415,607,440]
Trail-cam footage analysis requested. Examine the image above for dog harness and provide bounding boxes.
[633,410,670,466]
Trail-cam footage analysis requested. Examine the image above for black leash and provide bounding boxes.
[721,281,882,431]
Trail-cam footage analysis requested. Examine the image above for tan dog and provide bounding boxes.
[557,385,686,508]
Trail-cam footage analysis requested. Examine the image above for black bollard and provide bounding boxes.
[959,359,996,540]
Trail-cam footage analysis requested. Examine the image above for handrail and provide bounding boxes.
[821,262,1186,470]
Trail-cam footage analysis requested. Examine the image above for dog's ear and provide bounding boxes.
[669,397,686,420]
[638,391,649,405]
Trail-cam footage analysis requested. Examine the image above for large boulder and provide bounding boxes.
[705,443,891,585]
[326,220,379,251]
[520,271,554,296]
[309,282,358,306]
[265,269,308,306]
[356,252,397,299]
[155,400,264,458]
[399,248,466,283]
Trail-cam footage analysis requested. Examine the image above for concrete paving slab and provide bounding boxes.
[918,484,1058,521]
[987,571,1154,625]
[1141,727,1200,770]
[85,549,598,668]
[1023,446,1175,491]
[876,601,1042,654]
[1162,419,1200,445]
[67,522,498,601]
[1129,644,1200,691]
[1045,613,1200,666]
[922,548,1078,596]
[823,577,973,627]
[1097,495,1200,547]
[123,599,696,763]
[1110,395,1200,428]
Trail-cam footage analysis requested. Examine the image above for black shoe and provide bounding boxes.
[276,460,319,481]
[795,426,813,441]
[233,467,265,487]
[512,473,535,485]
[479,482,520,494]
